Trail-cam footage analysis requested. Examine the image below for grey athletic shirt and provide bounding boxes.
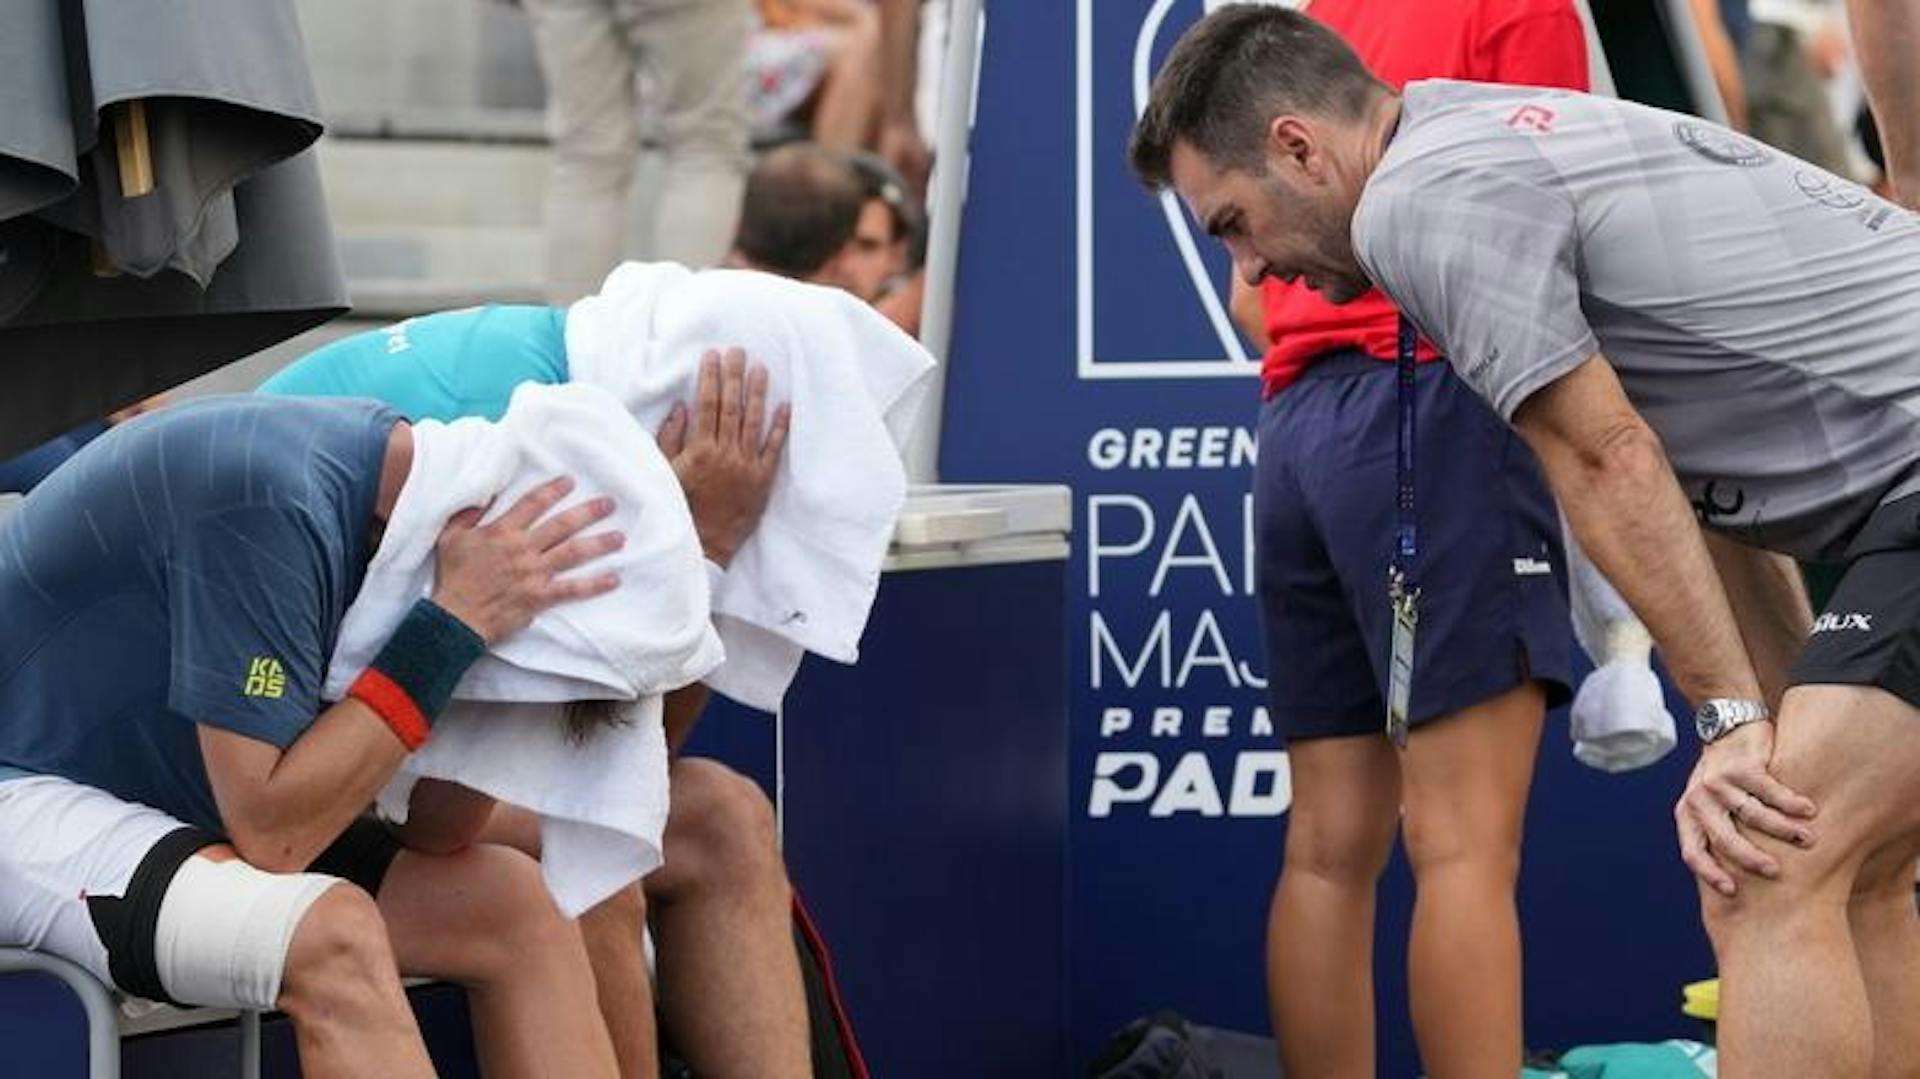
[1353,79,1920,561]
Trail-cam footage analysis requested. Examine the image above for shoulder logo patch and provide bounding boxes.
[244,657,287,699]
[1673,121,1773,168]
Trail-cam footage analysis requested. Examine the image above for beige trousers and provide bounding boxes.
[524,0,753,301]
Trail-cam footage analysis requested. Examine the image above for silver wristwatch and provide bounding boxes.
[1694,698,1771,743]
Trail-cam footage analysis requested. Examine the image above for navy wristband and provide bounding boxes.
[363,598,487,727]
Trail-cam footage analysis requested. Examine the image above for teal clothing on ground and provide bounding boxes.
[1557,1040,1717,1077]
[260,304,570,422]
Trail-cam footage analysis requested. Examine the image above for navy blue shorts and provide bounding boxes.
[1255,351,1573,743]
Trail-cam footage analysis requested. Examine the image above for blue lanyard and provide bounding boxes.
[1392,317,1418,588]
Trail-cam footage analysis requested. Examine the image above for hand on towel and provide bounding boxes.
[656,348,792,567]
[431,475,627,643]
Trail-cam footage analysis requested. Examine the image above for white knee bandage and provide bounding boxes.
[151,858,338,1011]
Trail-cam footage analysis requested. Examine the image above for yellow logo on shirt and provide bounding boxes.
[243,658,287,699]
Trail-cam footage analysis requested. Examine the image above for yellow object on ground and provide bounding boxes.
[1682,978,1719,1021]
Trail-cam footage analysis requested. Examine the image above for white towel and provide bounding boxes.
[1565,524,1679,773]
[372,699,670,918]
[324,382,726,915]
[566,262,937,711]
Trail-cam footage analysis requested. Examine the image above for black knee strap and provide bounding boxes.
[87,826,219,1003]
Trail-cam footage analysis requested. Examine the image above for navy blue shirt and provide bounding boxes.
[0,421,108,494]
[0,396,398,832]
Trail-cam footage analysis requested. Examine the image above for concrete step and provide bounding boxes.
[335,224,545,315]
[318,137,549,230]
[314,136,551,314]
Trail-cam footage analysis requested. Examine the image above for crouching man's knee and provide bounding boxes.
[1698,846,1856,955]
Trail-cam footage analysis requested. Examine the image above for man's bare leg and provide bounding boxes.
[377,843,619,1079]
[582,884,661,1079]
[1265,731,1401,1077]
[1398,682,1545,1079]
[212,842,433,1079]
[649,758,811,1078]
[1703,685,1920,1079]
[481,758,811,1078]
[1848,840,1920,1079]
[482,805,660,1079]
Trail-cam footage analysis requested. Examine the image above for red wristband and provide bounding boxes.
[349,668,432,750]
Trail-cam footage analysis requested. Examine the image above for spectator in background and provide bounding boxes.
[1744,0,1856,172]
[1220,2,1587,1074]
[522,0,755,302]
[1697,0,1754,129]
[849,151,927,335]
[877,0,932,198]
[726,143,909,306]
[748,0,883,152]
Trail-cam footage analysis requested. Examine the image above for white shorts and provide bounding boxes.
[0,775,340,1010]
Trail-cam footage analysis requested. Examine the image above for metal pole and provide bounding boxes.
[239,1009,262,1079]
[906,0,988,484]
[1660,0,1735,125]
[0,948,122,1079]
[1571,0,1621,98]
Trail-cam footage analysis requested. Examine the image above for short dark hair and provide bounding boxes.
[564,699,629,742]
[846,150,928,269]
[1129,4,1387,188]
[733,143,867,276]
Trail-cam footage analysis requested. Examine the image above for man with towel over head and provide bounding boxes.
[262,262,936,1079]
[0,394,631,1078]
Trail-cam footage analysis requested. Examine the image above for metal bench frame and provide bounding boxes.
[0,948,260,1079]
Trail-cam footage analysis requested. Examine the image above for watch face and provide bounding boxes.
[1696,703,1725,740]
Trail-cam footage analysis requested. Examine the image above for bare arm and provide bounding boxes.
[199,477,622,872]
[392,778,500,855]
[1512,354,1814,894]
[199,704,411,871]
[878,0,931,197]
[1848,0,1920,207]
[1702,531,1813,713]
[1511,355,1759,705]
[664,684,711,756]
[786,0,872,26]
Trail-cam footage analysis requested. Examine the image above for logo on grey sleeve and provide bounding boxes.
[1794,170,1900,231]
[1463,347,1501,387]
[1690,480,1747,524]
[1673,122,1773,168]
